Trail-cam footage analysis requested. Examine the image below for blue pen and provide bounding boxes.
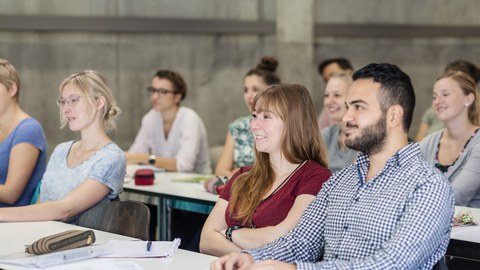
[146,241,152,252]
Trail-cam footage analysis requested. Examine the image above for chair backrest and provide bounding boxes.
[77,200,151,241]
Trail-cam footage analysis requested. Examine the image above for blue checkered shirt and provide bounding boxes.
[248,143,454,269]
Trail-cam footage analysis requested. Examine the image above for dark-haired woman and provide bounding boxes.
[126,70,211,174]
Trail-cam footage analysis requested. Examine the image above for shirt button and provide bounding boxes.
[334,254,338,259]
[343,225,348,231]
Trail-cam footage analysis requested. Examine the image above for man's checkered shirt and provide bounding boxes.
[248,143,454,269]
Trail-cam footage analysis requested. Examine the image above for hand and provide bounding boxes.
[210,252,254,270]
[248,260,296,270]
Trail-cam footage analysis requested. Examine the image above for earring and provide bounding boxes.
[465,103,470,107]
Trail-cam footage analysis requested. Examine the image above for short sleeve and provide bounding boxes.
[88,145,126,198]
[12,118,47,152]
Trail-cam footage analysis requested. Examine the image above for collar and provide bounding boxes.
[355,142,420,185]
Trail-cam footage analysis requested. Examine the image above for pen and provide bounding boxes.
[146,241,152,252]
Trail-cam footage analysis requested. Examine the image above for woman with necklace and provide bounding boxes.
[0,58,47,207]
[200,83,331,256]
[320,71,358,172]
[421,71,480,207]
[0,70,125,223]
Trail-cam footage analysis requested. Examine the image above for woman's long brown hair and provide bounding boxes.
[228,83,328,225]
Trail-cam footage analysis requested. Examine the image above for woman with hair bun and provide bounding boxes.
[205,56,281,194]
[421,71,480,207]
[0,70,125,224]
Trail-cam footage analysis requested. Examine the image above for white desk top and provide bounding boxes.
[450,206,480,244]
[123,166,219,204]
[0,221,216,270]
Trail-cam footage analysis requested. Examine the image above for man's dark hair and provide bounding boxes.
[353,63,415,133]
[317,57,353,75]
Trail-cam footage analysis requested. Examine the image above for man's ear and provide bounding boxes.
[387,104,404,128]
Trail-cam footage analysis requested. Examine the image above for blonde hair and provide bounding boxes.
[59,70,121,131]
[0,58,21,101]
[437,71,480,125]
[228,83,328,225]
[329,71,353,85]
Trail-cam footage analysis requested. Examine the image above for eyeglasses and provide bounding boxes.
[57,96,81,108]
[146,86,176,96]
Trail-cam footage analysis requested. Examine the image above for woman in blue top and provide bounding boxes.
[0,58,47,207]
[0,70,125,223]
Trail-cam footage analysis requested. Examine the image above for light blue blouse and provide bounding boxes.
[40,140,126,223]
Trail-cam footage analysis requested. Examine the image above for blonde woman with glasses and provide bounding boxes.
[0,58,47,207]
[0,70,125,223]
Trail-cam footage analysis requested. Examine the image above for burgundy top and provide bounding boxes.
[220,160,331,228]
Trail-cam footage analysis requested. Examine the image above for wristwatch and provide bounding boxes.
[148,154,156,165]
[225,225,242,242]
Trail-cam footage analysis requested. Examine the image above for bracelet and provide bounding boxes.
[225,225,242,242]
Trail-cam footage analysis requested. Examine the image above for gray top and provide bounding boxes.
[321,124,357,172]
[420,129,480,207]
[41,140,126,223]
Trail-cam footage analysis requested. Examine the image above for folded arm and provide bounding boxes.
[0,143,40,204]
[231,194,315,250]
[0,178,110,222]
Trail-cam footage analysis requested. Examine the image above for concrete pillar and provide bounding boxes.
[275,0,314,92]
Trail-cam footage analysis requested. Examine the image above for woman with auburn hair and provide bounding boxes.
[200,83,331,256]
[0,58,47,206]
[0,70,125,223]
[421,71,480,207]
[204,55,280,194]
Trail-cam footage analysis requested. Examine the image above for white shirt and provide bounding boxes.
[129,107,211,174]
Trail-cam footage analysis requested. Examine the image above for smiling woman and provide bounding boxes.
[200,83,331,257]
[320,71,358,172]
[420,71,480,207]
[0,70,126,224]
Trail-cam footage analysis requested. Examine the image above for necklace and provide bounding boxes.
[435,128,480,173]
[261,160,307,203]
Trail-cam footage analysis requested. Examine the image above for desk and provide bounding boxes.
[122,166,219,240]
[0,221,216,270]
[447,206,480,262]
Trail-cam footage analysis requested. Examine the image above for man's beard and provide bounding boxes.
[345,115,387,155]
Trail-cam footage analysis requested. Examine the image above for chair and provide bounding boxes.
[78,200,151,241]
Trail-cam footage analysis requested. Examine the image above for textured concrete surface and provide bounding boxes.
[0,0,479,156]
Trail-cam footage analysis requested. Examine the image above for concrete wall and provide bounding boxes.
[1,0,479,156]
[313,0,480,138]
